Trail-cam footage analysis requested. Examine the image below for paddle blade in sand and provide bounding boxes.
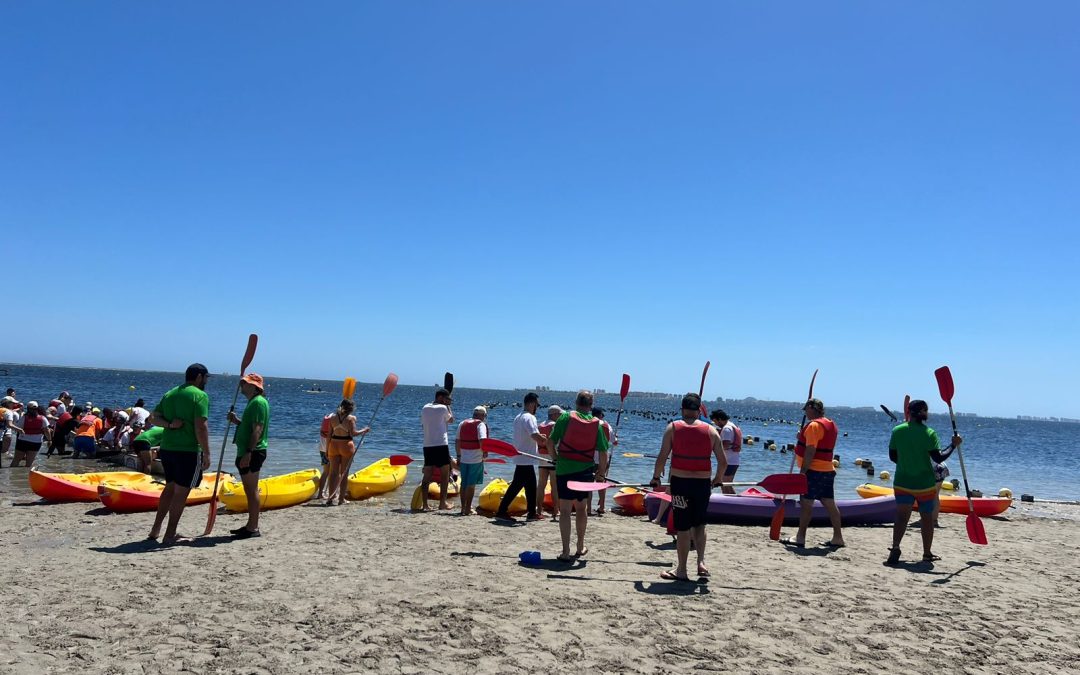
[769,503,785,541]
[410,485,425,511]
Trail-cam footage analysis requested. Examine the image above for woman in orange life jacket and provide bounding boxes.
[650,393,726,582]
[783,398,845,549]
[549,391,611,563]
[10,401,52,467]
[536,405,563,519]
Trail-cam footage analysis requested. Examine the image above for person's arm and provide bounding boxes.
[454,422,462,462]
[930,431,961,463]
[349,415,370,437]
[548,413,569,460]
[711,426,728,487]
[651,424,674,487]
[195,417,210,462]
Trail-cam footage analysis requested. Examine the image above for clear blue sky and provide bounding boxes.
[2,2,1077,418]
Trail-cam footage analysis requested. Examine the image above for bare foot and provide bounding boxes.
[697,563,710,577]
[439,503,452,510]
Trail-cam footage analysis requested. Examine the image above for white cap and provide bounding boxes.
[472,405,487,417]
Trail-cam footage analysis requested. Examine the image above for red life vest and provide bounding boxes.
[537,421,555,455]
[727,423,743,453]
[320,414,333,439]
[458,419,484,450]
[557,412,600,464]
[22,415,47,436]
[670,420,713,472]
[795,417,838,472]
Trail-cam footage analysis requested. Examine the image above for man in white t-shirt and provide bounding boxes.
[455,406,488,515]
[129,398,151,430]
[420,388,455,511]
[710,409,742,494]
[496,392,548,522]
[1,397,20,458]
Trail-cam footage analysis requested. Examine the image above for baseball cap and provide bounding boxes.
[803,398,825,413]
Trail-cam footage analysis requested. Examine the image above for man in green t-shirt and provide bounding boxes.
[226,373,269,539]
[886,399,961,566]
[149,363,211,545]
[548,390,610,563]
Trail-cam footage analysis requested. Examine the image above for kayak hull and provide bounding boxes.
[219,469,320,511]
[97,473,230,513]
[855,483,1011,517]
[613,488,647,516]
[478,478,526,515]
[644,491,896,526]
[347,458,407,499]
[29,470,148,502]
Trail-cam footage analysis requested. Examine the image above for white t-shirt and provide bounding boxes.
[512,412,540,467]
[103,426,132,449]
[721,422,740,466]
[129,406,150,427]
[457,420,488,464]
[421,403,452,447]
[3,410,17,438]
[56,403,67,417]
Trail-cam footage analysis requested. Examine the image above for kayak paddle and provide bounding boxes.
[698,361,710,418]
[390,454,505,466]
[342,377,357,400]
[903,394,911,422]
[568,473,807,495]
[622,452,659,459]
[481,438,549,464]
[771,368,817,541]
[357,373,398,451]
[612,373,630,443]
[935,366,987,546]
[444,372,454,395]
[879,404,898,422]
[203,333,258,536]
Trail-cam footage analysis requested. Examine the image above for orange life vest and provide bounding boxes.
[557,412,600,464]
[670,420,713,472]
[795,417,838,472]
[76,415,100,438]
[458,419,484,450]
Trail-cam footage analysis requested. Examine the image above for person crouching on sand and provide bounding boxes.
[650,393,726,581]
[226,373,269,538]
[324,399,370,506]
[549,390,610,562]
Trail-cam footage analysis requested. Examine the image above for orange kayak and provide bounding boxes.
[855,483,1011,516]
[29,469,148,502]
[97,473,231,513]
[613,487,647,515]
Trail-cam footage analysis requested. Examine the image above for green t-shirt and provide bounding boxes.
[890,422,941,491]
[550,411,610,476]
[134,426,164,446]
[234,395,270,457]
[152,384,210,453]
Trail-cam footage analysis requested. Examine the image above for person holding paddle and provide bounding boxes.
[420,388,455,511]
[885,399,962,565]
[785,398,845,549]
[225,373,269,538]
[324,399,370,506]
[549,390,610,562]
[649,393,726,581]
[148,363,211,545]
[496,393,547,522]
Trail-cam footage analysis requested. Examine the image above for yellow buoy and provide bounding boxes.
[129,385,136,390]
[999,488,1013,499]
[941,481,955,490]
[880,470,890,480]
[767,443,777,451]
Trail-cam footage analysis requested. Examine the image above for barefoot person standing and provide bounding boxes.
[324,399,370,506]
[786,398,845,549]
[709,409,743,495]
[536,405,562,519]
[455,406,489,515]
[420,388,454,511]
[550,390,610,562]
[650,393,726,581]
[148,364,211,545]
[886,399,962,565]
[226,373,269,538]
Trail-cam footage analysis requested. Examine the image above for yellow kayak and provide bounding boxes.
[347,458,407,500]
[219,469,320,511]
[427,471,460,498]
[478,478,526,515]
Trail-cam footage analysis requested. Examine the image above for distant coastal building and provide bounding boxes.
[593,388,607,395]
[536,386,551,392]
[1017,415,1080,423]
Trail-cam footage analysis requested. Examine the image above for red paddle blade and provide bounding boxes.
[903,394,911,421]
[758,473,807,494]
[699,361,710,397]
[967,514,988,545]
[620,373,631,400]
[240,334,258,375]
[566,480,613,492]
[935,366,954,405]
[481,438,517,457]
[700,404,709,418]
[203,495,219,535]
[389,454,414,466]
[383,373,399,397]
[484,457,506,464]
[444,372,454,394]
[769,505,784,541]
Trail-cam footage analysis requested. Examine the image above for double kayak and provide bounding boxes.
[855,483,1011,516]
[347,458,407,499]
[644,489,896,526]
[219,469,320,511]
[30,470,148,502]
[97,472,231,513]
[478,478,526,515]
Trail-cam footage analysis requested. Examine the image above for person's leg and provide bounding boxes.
[597,487,606,514]
[535,468,547,515]
[673,529,691,578]
[421,465,433,511]
[460,485,474,514]
[547,469,560,517]
[558,498,573,560]
[932,481,943,527]
[721,465,737,495]
[795,498,813,544]
[693,525,708,574]
[240,471,260,531]
[889,500,915,563]
[325,454,342,503]
[316,450,329,499]
[497,466,527,517]
[523,467,537,518]
[919,498,937,558]
[162,485,193,542]
[150,482,176,538]
[337,452,354,504]
[438,463,451,509]
[574,499,588,555]
[822,499,845,546]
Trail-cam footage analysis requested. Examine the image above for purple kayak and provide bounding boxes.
[644,491,896,526]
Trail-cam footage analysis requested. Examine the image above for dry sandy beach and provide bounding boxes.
[2,488,1079,674]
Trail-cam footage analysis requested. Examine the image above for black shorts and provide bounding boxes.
[802,469,835,501]
[670,476,711,531]
[237,451,267,476]
[555,469,595,502]
[724,464,739,478]
[15,438,42,454]
[423,445,451,467]
[132,440,152,453]
[160,449,203,488]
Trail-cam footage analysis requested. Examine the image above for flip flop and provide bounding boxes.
[886,547,902,566]
[697,566,710,578]
[922,553,942,562]
[780,537,804,549]
[820,541,846,549]
[573,547,588,558]
[660,570,691,582]
[556,554,573,563]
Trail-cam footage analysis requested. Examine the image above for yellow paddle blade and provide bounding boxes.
[622,452,643,458]
[410,485,425,511]
[342,377,357,399]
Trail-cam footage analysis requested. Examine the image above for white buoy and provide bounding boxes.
[999,487,1013,499]
[880,470,890,480]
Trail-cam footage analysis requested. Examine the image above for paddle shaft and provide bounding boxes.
[945,402,977,511]
[209,382,243,503]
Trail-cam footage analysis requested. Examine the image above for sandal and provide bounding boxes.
[556,553,573,563]
[697,565,710,578]
[660,570,691,582]
[780,537,804,549]
[885,547,902,566]
[922,553,942,562]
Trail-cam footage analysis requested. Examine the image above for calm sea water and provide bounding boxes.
[2,365,1078,503]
